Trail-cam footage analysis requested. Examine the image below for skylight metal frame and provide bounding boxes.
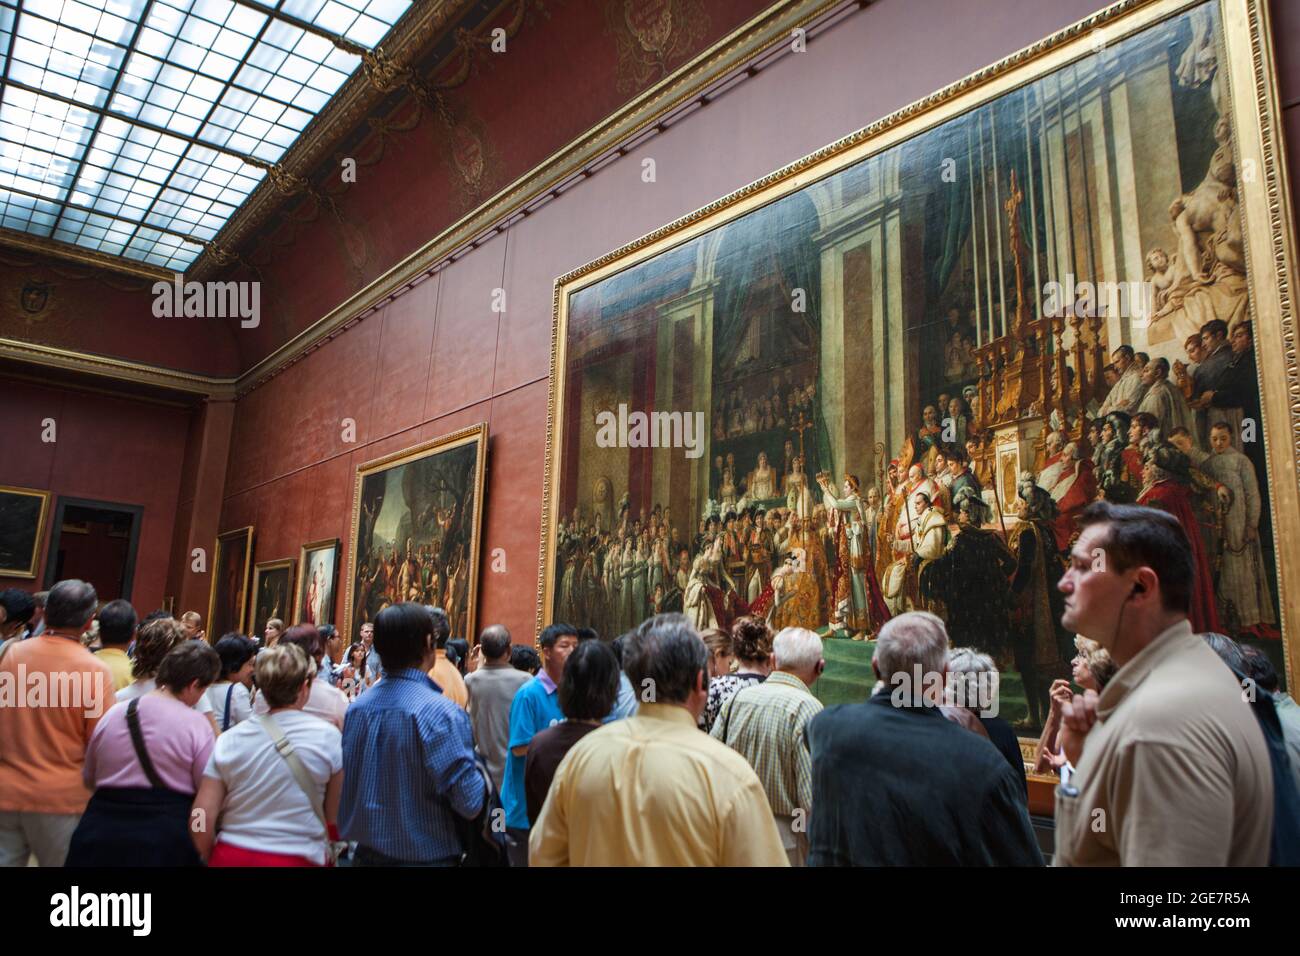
[0,0,413,271]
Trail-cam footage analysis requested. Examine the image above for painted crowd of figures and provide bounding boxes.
[555,315,1273,727]
[353,513,472,639]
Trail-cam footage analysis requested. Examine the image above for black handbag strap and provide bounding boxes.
[125,698,166,790]
[223,684,235,731]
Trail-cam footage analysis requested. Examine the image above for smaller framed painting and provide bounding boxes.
[0,485,51,579]
[207,527,254,638]
[297,538,341,628]
[250,558,295,641]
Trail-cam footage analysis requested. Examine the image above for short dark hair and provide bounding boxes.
[510,644,540,674]
[317,624,337,644]
[156,641,221,693]
[0,589,36,627]
[610,632,631,667]
[624,613,707,706]
[1079,502,1193,614]
[214,633,257,679]
[97,599,138,646]
[281,623,322,661]
[426,606,450,648]
[373,603,431,671]
[539,623,579,650]
[1113,344,1135,360]
[480,624,511,660]
[558,640,620,721]
[44,579,98,630]
[1201,318,1228,339]
[1240,645,1279,693]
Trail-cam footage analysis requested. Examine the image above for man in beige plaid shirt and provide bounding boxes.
[711,626,825,866]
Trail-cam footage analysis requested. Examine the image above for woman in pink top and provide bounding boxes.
[66,641,220,866]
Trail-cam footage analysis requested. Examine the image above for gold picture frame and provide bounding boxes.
[537,0,1299,724]
[0,484,51,579]
[249,558,296,640]
[344,423,490,642]
[296,538,341,627]
[207,526,255,639]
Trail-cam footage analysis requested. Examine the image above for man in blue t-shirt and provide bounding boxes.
[501,623,579,866]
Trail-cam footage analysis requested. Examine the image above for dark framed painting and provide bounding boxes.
[250,558,295,640]
[0,485,51,579]
[344,424,489,643]
[297,538,340,627]
[537,0,1300,750]
[208,527,254,639]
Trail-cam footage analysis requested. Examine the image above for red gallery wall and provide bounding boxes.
[231,0,1297,642]
[0,377,193,608]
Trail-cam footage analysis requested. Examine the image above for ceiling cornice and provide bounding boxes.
[0,228,176,282]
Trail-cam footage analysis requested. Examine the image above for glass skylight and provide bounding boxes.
[0,0,413,271]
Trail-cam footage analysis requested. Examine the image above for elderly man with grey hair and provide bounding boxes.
[711,626,825,865]
[529,613,788,866]
[807,612,1042,866]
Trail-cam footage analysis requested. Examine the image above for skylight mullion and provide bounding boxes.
[3,176,202,243]
[3,75,256,160]
[52,0,157,239]
[120,0,284,254]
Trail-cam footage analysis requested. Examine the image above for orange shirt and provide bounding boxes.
[428,650,469,710]
[0,635,117,814]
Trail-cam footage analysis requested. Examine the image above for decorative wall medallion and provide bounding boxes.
[19,280,53,323]
[606,0,708,94]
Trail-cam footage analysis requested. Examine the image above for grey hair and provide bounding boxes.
[874,611,948,687]
[947,646,996,710]
[44,579,99,630]
[773,627,823,673]
[624,613,707,705]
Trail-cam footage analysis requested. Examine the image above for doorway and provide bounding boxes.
[43,498,143,603]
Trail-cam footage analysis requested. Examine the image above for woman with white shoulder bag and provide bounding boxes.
[191,643,344,866]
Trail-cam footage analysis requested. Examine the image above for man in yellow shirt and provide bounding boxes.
[425,606,468,709]
[93,599,137,692]
[530,613,788,867]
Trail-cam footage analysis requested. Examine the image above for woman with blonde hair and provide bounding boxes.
[1033,636,1117,773]
[192,643,343,867]
[700,627,734,679]
[699,616,773,732]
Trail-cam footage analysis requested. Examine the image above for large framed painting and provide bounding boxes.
[344,424,489,642]
[297,538,340,627]
[0,485,50,579]
[538,0,1300,747]
[208,527,254,639]
[250,558,295,640]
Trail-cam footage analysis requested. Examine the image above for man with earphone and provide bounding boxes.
[1051,501,1272,866]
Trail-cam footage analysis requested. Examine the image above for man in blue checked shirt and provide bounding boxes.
[340,603,486,866]
[501,623,580,866]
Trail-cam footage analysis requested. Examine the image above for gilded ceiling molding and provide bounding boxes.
[0,337,238,399]
[0,229,174,283]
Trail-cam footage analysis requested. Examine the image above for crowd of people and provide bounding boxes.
[0,499,1296,867]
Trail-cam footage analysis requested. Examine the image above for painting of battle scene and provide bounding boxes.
[345,425,488,643]
[545,1,1285,734]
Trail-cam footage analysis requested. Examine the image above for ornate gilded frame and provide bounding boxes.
[343,422,490,640]
[0,484,51,579]
[249,557,296,639]
[537,0,1300,706]
[207,526,255,637]
[296,538,341,626]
